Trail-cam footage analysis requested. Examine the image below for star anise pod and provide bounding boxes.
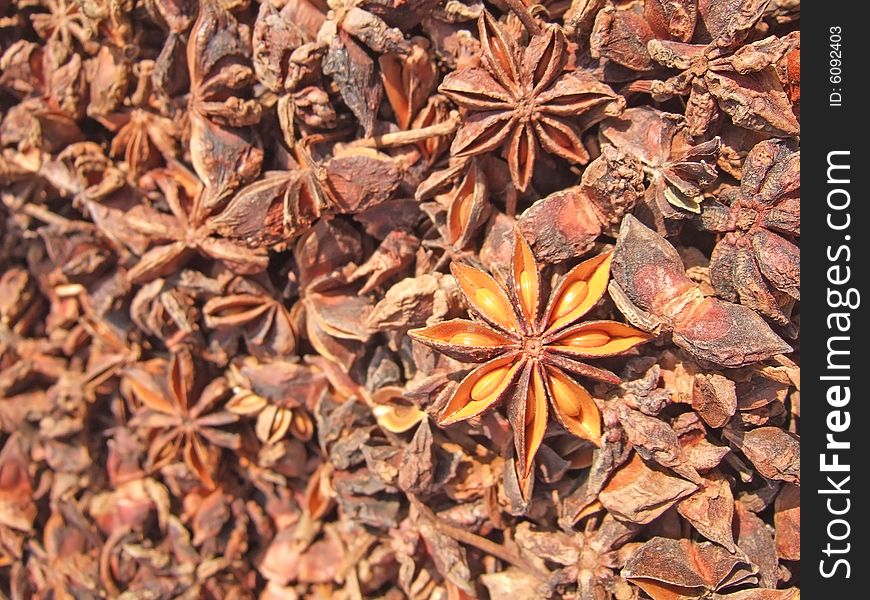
[589,0,763,74]
[643,31,800,138]
[516,514,639,600]
[187,0,263,212]
[610,215,791,367]
[517,145,645,263]
[0,434,37,560]
[440,11,624,191]
[23,499,101,596]
[293,218,374,369]
[698,139,799,325]
[29,0,99,68]
[409,230,652,478]
[317,0,411,136]
[1,96,84,154]
[95,61,180,178]
[125,350,240,489]
[0,267,44,337]
[622,536,767,599]
[202,275,297,361]
[380,36,438,130]
[207,166,325,252]
[124,164,268,284]
[0,41,46,99]
[595,0,798,138]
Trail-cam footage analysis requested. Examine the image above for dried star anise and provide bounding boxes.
[590,0,764,76]
[410,230,652,478]
[125,350,240,488]
[698,139,799,325]
[0,0,803,595]
[620,536,797,599]
[94,61,180,178]
[202,275,297,360]
[440,11,624,191]
[517,145,645,263]
[123,164,269,284]
[516,514,639,600]
[416,154,513,252]
[642,27,800,138]
[610,215,791,367]
[380,36,439,131]
[30,0,99,67]
[317,0,411,136]
[187,0,263,211]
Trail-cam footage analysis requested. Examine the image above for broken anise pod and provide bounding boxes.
[610,215,791,367]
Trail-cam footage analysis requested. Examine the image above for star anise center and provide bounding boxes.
[689,54,710,77]
[734,201,762,233]
[437,12,624,191]
[128,108,150,127]
[515,95,538,123]
[184,229,201,248]
[522,335,544,358]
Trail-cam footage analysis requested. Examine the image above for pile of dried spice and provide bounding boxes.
[0,0,799,598]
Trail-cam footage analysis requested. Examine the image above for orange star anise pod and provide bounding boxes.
[440,11,624,192]
[409,231,652,478]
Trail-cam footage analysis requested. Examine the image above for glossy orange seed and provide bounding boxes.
[448,331,503,346]
[563,330,611,348]
[519,271,535,318]
[551,280,589,321]
[475,288,512,323]
[549,371,583,417]
[525,396,537,425]
[450,173,476,242]
[470,364,511,401]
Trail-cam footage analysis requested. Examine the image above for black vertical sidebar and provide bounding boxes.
[802,3,863,596]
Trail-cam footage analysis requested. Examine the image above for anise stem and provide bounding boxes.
[620,79,656,95]
[503,0,542,36]
[409,494,549,581]
[131,60,154,107]
[352,112,460,149]
[98,525,131,596]
[18,203,90,231]
[299,127,358,150]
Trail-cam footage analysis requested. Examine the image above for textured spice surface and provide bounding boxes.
[0,1,799,598]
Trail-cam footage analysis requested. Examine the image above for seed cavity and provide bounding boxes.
[522,336,543,358]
